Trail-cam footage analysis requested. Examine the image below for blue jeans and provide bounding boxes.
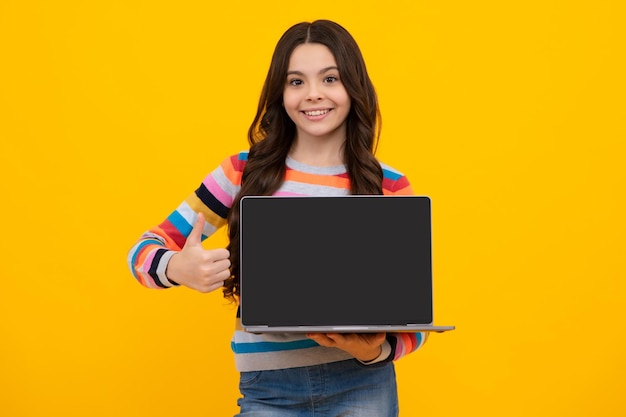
[235,359,398,416]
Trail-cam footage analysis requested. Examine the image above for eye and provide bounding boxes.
[324,75,339,83]
[288,78,303,86]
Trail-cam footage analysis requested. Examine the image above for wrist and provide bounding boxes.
[359,346,382,362]
[162,251,181,286]
[358,340,391,365]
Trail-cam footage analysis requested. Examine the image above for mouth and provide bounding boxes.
[302,109,331,117]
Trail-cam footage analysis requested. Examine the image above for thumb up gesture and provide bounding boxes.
[166,213,231,293]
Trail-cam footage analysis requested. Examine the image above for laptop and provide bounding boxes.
[239,195,454,333]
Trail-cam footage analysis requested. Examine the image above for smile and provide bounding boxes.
[303,109,331,116]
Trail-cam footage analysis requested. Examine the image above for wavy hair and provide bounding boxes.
[223,20,383,302]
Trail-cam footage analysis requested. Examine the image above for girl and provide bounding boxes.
[128,20,428,416]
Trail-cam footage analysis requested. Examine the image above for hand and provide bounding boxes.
[306,332,386,362]
[166,213,231,293]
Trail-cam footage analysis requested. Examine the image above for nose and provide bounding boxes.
[306,82,323,101]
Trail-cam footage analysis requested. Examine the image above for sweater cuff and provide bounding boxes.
[358,340,391,365]
[157,250,180,287]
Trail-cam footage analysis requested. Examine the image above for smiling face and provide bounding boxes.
[283,43,351,147]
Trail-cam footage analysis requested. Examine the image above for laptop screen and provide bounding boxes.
[239,196,433,328]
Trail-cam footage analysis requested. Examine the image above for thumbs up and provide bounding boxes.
[185,211,207,248]
[166,212,231,293]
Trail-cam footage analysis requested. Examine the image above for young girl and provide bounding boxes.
[128,20,428,416]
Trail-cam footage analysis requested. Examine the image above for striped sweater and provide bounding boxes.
[127,151,428,372]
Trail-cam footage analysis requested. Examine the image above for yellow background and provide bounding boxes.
[1,1,624,416]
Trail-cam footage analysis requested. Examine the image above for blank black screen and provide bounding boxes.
[239,196,433,327]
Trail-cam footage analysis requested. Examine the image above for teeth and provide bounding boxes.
[304,109,330,116]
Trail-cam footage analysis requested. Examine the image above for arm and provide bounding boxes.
[381,167,430,359]
[165,213,231,293]
[306,332,428,364]
[306,333,387,363]
[127,154,244,291]
[127,205,230,292]
[386,332,429,361]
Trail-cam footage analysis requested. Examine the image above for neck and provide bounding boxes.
[289,135,346,167]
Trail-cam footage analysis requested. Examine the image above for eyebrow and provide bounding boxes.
[286,66,339,76]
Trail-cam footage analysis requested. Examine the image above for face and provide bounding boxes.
[283,43,351,144]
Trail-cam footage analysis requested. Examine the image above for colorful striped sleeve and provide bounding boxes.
[381,163,414,195]
[379,162,429,361]
[127,152,247,289]
[387,332,429,361]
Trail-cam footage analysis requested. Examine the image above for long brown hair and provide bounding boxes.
[223,20,383,302]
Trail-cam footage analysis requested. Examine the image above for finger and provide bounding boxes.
[211,268,232,283]
[186,212,205,247]
[206,280,225,293]
[373,332,387,343]
[360,332,386,343]
[306,333,334,346]
[209,248,231,261]
[200,260,231,282]
[325,333,344,343]
[213,259,233,272]
[195,280,225,294]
